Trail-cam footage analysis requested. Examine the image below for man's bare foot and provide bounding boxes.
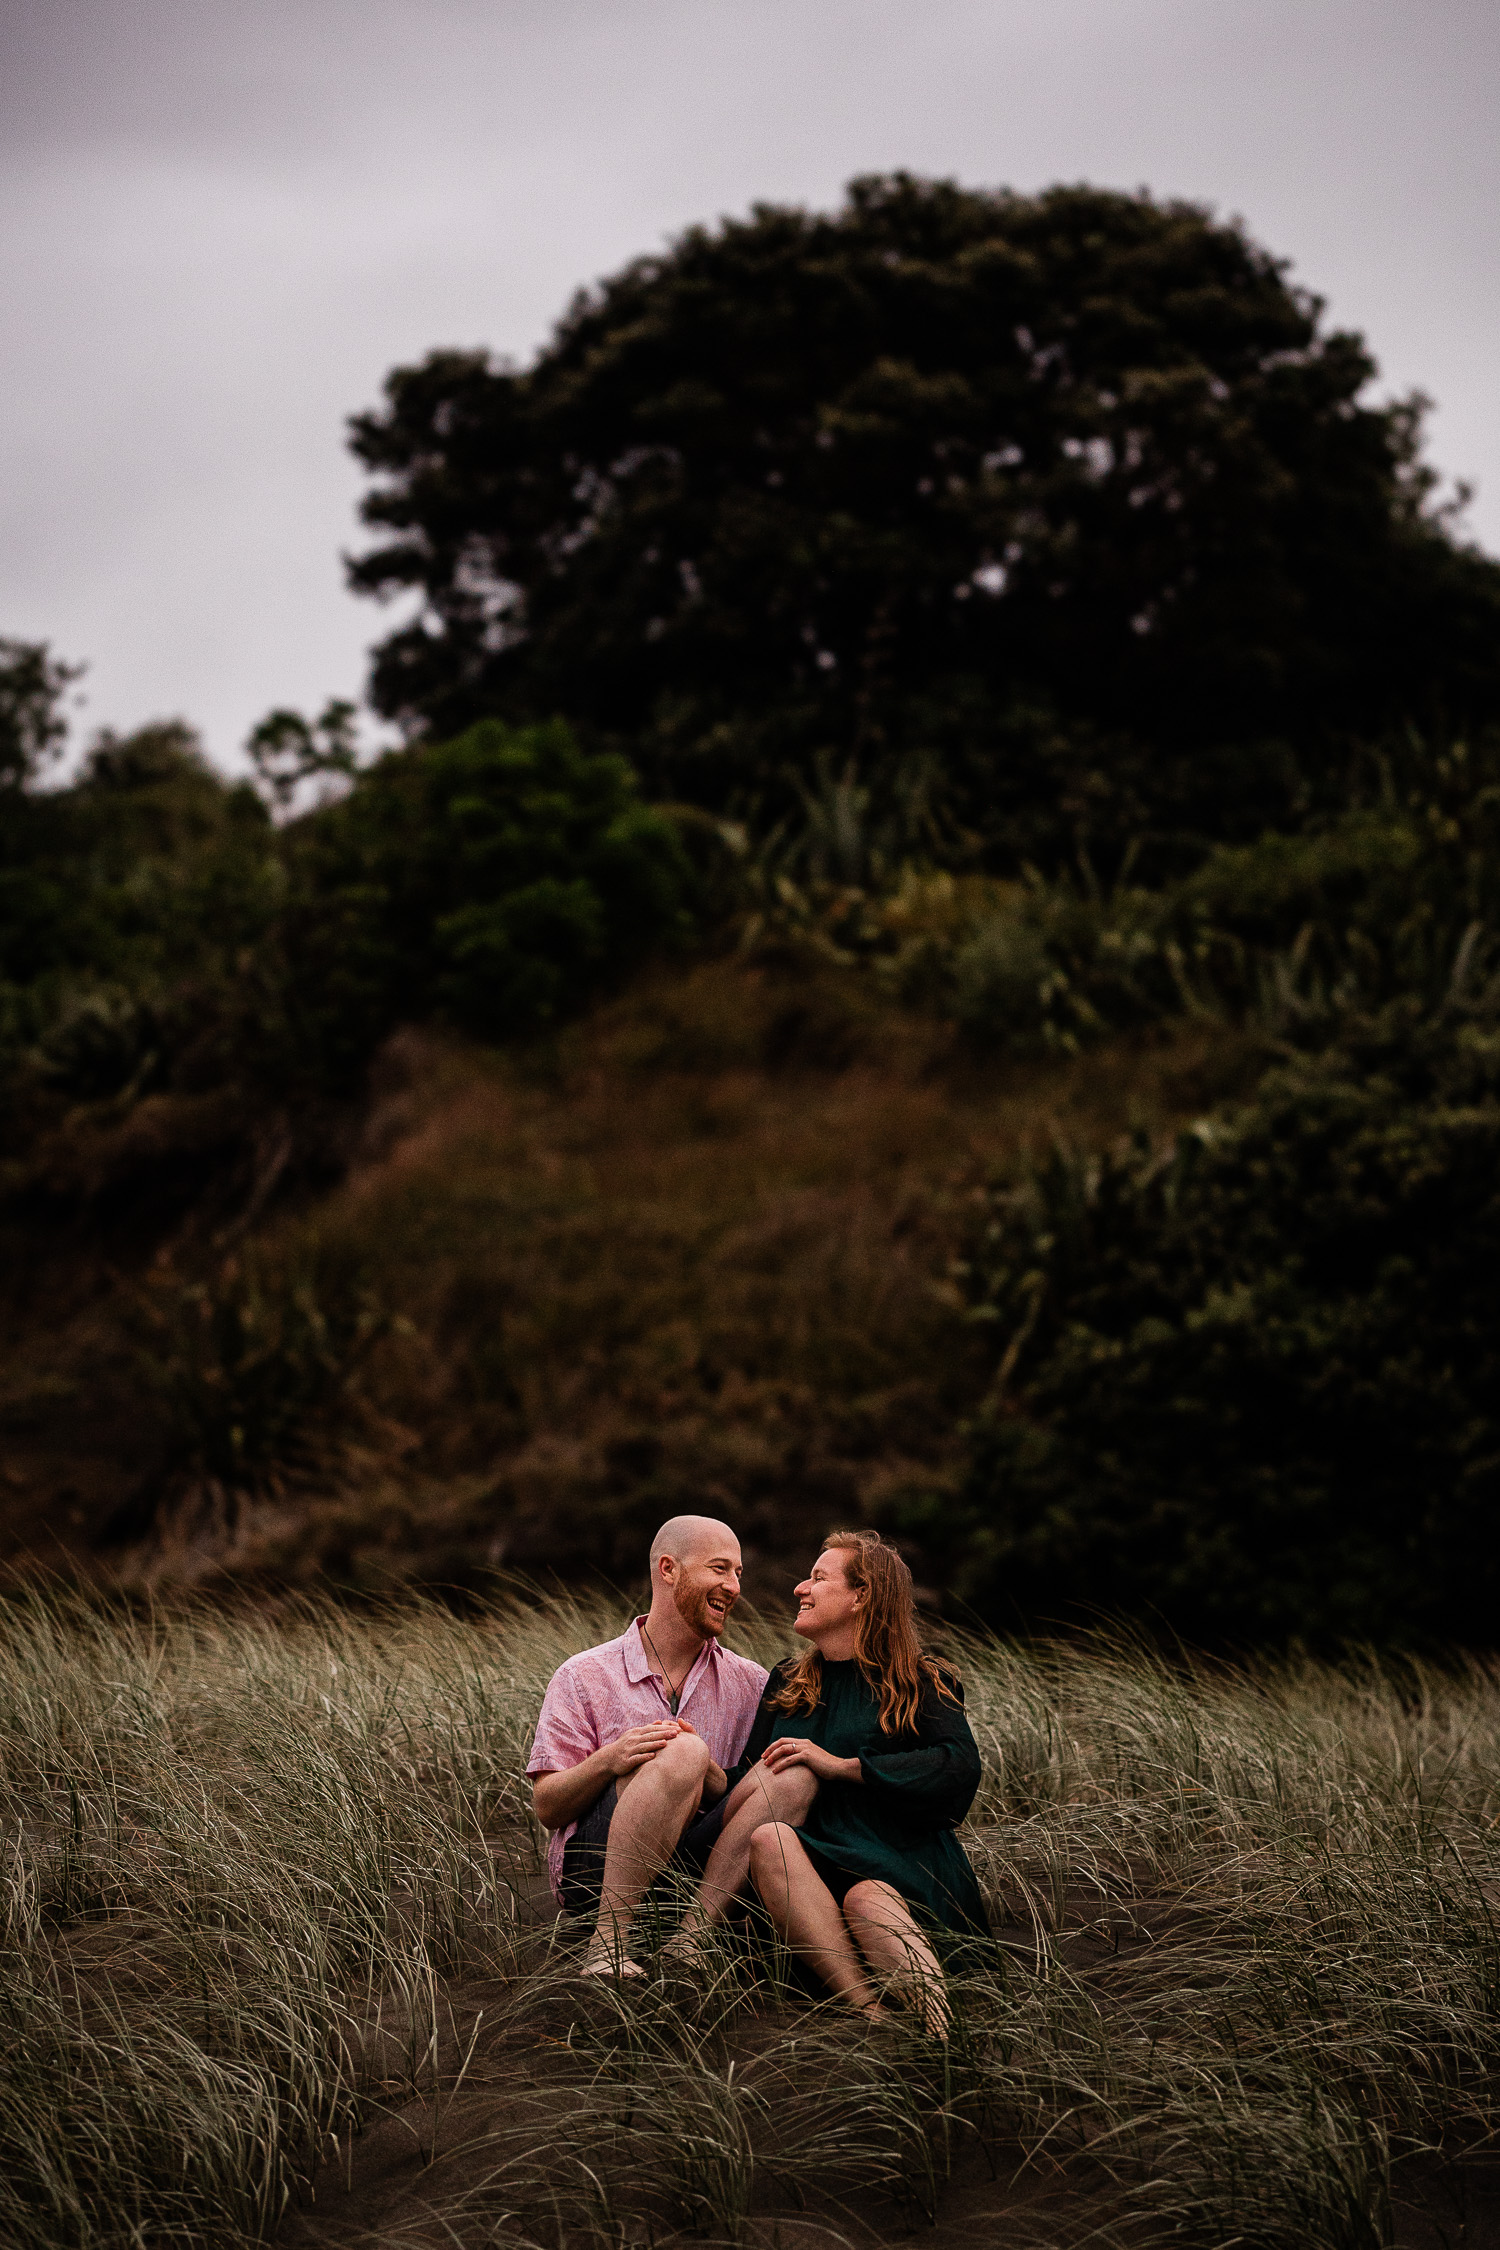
[580,1952,645,1980]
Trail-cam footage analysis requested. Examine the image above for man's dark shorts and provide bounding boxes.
[559,1782,728,1920]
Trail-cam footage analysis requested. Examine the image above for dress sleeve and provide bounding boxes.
[722,1666,790,1791]
[857,1673,982,1827]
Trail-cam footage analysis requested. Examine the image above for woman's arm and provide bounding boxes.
[858,1684,983,1825]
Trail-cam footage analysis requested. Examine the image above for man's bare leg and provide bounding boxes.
[747,1823,882,2015]
[583,1731,712,1975]
[668,1761,818,1957]
[842,1878,950,2039]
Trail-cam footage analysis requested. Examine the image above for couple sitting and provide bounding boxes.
[527,1515,986,2025]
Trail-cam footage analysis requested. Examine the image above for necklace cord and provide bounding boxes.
[641,1620,696,1712]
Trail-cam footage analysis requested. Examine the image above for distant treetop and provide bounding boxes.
[0,639,82,792]
[348,173,1500,869]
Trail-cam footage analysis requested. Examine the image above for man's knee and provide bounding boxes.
[656,1729,712,1788]
[776,1763,818,1812]
[608,1730,705,1831]
[619,1729,710,1798]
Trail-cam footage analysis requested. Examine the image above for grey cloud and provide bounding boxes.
[2,0,1496,766]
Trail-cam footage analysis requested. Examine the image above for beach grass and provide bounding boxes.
[3,1584,1500,2247]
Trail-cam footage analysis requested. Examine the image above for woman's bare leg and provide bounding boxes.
[841,1878,950,2038]
[669,1762,817,1952]
[748,1823,882,2015]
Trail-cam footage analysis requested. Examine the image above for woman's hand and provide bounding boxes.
[760,1736,862,1784]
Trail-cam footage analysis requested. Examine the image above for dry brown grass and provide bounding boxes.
[1,953,1259,1594]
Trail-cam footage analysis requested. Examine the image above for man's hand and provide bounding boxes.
[532,1719,685,1830]
[606,1721,682,1777]
[759,1736,862,1785]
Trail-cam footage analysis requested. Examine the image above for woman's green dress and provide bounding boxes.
[729,1657,989,1937]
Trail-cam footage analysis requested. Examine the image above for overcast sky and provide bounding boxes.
[3,0,1497,771]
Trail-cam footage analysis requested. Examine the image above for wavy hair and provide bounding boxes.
[769,1530,959,1735]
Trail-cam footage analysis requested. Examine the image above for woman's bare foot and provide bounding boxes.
[660,1929,713,1972]
[855,1986,948,2037]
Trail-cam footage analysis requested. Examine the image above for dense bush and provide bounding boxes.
[735,728,1500,1066]
[915,997,1500,1647]
[115,1238,395,1542]
[0,715,282,1137]
[277,716,693,1067]
[868,727,1500,1647]
[0,688,693,1177]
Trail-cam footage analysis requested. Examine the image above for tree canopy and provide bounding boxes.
[275,717,693,1076]
[0,670,691,1162]
[0,639,81,791]
[349,174,1500,869]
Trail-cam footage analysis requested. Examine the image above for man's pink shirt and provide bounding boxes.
[527,1618,768,1903]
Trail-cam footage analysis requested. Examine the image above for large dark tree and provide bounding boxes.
[348,174,1500,868]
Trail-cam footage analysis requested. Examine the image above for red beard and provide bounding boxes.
[675,1578,724,1637]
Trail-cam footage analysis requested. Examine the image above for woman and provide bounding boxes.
[672,1530,987,2031]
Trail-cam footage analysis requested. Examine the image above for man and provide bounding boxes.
[527,1514,768,1976]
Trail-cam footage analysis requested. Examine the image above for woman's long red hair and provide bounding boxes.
[769,1530,958,1735]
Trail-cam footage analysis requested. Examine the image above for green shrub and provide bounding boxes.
[276,716,694,1069]
[919,998,1500,1647]
[0,720,283,1125]
[0,711,693,1181]
[729,729,1500,1069]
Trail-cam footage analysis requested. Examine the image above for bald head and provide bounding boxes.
[649,1515,737,1571]
[647,1515,743,1644]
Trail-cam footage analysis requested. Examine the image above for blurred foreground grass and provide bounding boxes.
[5,1587,1500,2247]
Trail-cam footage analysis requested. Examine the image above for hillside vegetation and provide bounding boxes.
[2,687,1499,1641]
[5,172,1500,1644]
[0,920,1244,1602]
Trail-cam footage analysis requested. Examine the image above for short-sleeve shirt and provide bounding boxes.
[527,1618,768,1903]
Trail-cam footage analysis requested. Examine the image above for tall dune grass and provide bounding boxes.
[3,1587,1499,2247]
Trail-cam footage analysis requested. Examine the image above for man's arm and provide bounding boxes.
[531,1721,682,1830]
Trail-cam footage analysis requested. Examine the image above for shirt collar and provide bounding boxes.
[623,1617,654,1684]
[624,1615,717,1687]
